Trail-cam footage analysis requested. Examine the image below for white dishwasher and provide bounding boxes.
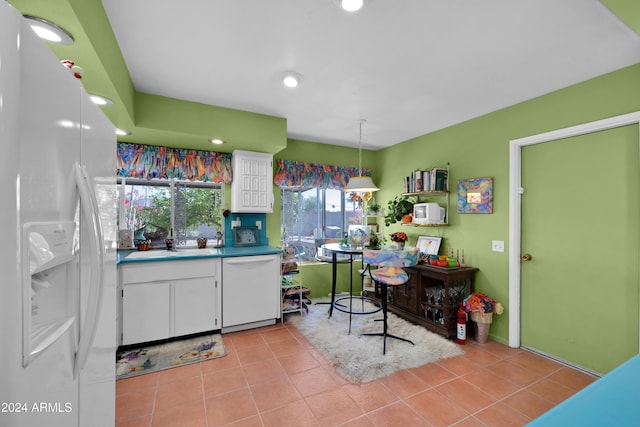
[222,254,280,332]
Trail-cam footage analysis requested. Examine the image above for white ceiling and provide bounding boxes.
[102,0,640,150]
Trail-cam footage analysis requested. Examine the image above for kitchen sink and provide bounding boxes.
[125,248,218,259]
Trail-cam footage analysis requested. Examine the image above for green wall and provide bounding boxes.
[273,63,640,347]
[601,0,640,35]
[377,62,640,344]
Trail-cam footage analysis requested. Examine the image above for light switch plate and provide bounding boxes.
[492,240,505,252]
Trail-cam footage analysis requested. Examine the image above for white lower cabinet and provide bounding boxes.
[119,258,221,346]
[222,255,280,332]
[122,281,171,345]
[173,277,217,337]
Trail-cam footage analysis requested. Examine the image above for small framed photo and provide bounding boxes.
[366,220,379,233]
[233,226,259,247]
[416,235,442,255]
[347,225,371,247]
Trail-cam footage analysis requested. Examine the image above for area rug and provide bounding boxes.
[287,298,464,384]
[116,333,226,380]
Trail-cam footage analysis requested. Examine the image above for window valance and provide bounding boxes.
[117,143,232,183]
[274,159,371,190]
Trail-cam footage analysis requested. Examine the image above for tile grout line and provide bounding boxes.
[199,362,209,427]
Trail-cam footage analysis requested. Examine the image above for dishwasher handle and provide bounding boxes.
[224,255,276,265]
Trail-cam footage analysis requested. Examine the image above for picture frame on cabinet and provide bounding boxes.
[416,235,442,256]
[457,177,493,214]
[233,226,259,247]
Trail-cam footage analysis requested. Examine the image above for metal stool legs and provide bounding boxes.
[360,282,414,354]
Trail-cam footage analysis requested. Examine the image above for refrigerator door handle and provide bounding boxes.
[73,163,106,378]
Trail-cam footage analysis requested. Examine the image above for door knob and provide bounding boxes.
[521,253,532,261]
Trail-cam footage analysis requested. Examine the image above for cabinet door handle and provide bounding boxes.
[521,253,532,261]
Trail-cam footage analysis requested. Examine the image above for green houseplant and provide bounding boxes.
[367,200,381,215]
[384,196,415,227]
[367,233,384,249]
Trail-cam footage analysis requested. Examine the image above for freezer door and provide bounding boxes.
[2,5,83,426]
[0,0,25,418]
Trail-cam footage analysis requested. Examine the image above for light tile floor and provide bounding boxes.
[116,316,596,427]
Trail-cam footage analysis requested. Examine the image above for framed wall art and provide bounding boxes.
[416,235,442,255]
[233,226,259,247]
[457,177,493,214]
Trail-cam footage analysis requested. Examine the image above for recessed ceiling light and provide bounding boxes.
[336,0,365,12]
[59,120,75,128]
[282,71,303,88]
[89,94,113,106]
[208,138,225,145]
[24,16,74,45]
[115,129,131,136]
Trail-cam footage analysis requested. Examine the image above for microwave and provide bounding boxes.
[413,203,445,225]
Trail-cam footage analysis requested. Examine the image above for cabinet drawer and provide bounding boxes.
[120,259,218,284]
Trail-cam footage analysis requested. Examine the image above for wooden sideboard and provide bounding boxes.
[386,264,478,338]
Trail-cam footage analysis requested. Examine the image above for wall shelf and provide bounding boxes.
[401,223,449,227]
[281,246,308,317]
[400,164,450,226]
[401,190,448,197]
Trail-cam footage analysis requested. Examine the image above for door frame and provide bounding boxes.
[508,111,640,348]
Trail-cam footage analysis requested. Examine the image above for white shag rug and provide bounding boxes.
[287,297,464,384]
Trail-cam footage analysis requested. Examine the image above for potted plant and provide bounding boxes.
[389,232,408,249]
[367,233,384,249]
[462,293,504,343]
[384,196,415,226]
[367,199,381,216]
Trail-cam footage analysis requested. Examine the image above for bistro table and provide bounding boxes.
[321,243,382,333]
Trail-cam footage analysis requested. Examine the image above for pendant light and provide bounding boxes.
[343,120,379,193]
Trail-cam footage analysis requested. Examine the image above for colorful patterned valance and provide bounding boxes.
[117,143,232,183]
[274,159,372,190]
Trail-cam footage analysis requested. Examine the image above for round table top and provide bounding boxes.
[321,242,365,254]
[321,243,409,254]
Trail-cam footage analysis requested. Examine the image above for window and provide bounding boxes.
[118,178,224,248]
[281,187,363,261]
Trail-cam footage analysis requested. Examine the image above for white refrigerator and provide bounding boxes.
[0,2,117,426]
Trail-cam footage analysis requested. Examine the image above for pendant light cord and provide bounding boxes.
[358,119,365,177]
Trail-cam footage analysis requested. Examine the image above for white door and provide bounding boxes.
[511,115,640,374]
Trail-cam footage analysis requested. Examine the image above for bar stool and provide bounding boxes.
[361,247,420,354]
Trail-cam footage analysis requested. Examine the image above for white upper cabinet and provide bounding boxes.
[231,150,273,213]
